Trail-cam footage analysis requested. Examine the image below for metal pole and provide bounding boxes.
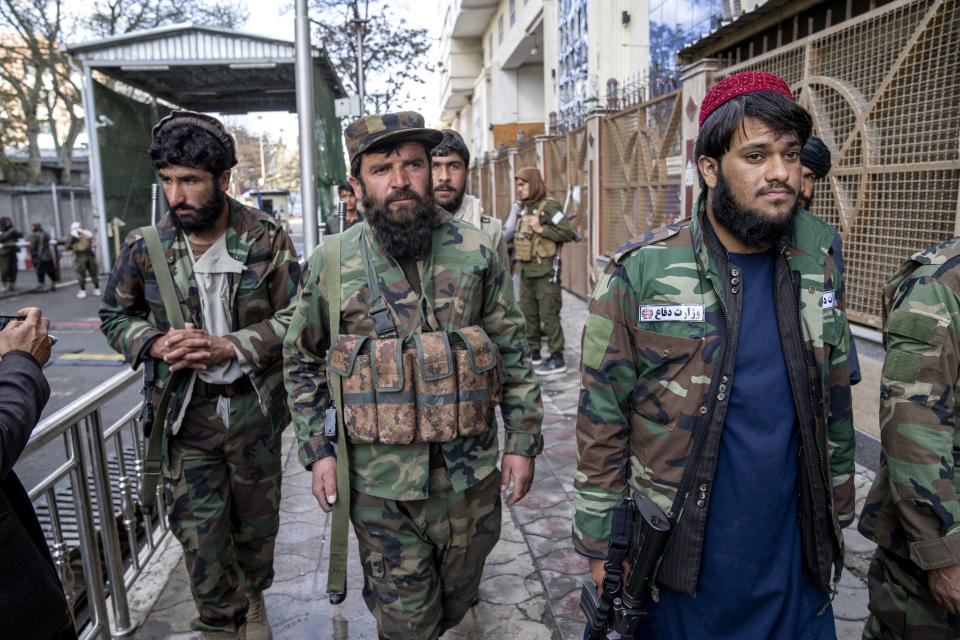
[295,0,318,256]
[151,183,159,226]
[355,19,365,115]
[51,184,62,239]
[82,64,111,273]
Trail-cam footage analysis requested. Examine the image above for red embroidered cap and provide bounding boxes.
[699,71,794,129]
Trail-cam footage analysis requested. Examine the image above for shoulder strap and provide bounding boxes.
[323,235,352,603]
[137,225,185,511]
[140,225,185,330]
[358,227,398,338]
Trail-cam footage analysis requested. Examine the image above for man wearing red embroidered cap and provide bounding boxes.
[574,70,854,638]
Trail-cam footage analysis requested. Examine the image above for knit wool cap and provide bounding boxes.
[699,71,794,129]
[800,135,832,178]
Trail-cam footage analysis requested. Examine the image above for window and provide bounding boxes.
[488,33,493,56]
[498,14,504,43]
[510,0,515,25]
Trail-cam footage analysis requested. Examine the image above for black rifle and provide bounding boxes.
[580,492,671,639]
[138,358,156,436]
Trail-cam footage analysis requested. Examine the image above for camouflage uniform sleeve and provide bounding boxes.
[283,245,334,468]
[481,239,543,456]
[537,200,576,244]
[879,278,960,569]
[827,260,856,528]
[99,234,165,368]
[225,226,300,373]
[574,262,638,558]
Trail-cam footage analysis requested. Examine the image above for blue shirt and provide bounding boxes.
[634,250,835,640]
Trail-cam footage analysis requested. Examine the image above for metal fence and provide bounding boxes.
[24,367,168,639]
[716,0,960,327]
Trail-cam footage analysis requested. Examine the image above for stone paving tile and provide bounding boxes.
[132,291,878,639]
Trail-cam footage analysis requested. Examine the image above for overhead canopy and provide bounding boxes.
[66,22,346,112]
[65,23,348,268]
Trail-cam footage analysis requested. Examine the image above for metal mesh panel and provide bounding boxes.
[516,139,538,173]
[544,134,568,204]
[600,90,683,258]
[468,166,480,197]
[494,155,512,222]
[717,0,960,327]
[480,164,493,220]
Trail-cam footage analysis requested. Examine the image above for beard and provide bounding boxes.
[711,168,797,250]
[797,189,813,211]
[170,189,225,235]
[435,185,465,213]
[361,185,442,260]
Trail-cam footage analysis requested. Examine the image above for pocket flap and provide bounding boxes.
[454,326,497,373]
[327,334,370,377]
[415,332,454,381]
[372,338,404,392]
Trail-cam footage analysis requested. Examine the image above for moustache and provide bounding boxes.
[757,183,795,196]
[387,189,422,204]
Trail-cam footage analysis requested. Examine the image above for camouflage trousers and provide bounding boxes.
[351,468,501,640]
[74,251,98,289]
[519,272,564,354]
[863,546,960,640]
[162,390,283,633]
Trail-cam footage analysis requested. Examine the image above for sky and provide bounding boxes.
[236,0,443,139]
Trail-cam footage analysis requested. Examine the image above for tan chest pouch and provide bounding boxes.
[327,326,506,445]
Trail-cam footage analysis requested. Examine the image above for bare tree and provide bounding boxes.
[84,0,248,37]
[309,0,430,114]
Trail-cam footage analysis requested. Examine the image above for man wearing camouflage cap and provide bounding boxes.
[284,111,543,639]
[574,71,854,637]
[100,110,300,640]
[858,238,960,639]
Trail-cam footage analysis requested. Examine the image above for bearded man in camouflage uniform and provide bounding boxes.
[574,72,855,637]
[858,238,960,639]
[100,110,299,640]
[284,112,543,640]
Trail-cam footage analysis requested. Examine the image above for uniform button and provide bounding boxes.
[697,499,705,508]
[731,277,740,285]
[699,483,708,492]
[717,392,726,401]
[731,287,739,294]
[167,254,175,264]
[731,268,741,277]
[718,384,727,393]
[662,348,671,356]
[809,286,816,294]
[721,375,728,384]
[698,491,706,500]
[699,406,707,414]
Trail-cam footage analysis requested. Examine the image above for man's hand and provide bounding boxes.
[311,456,338,513]
[929,564,960,614]
[0,307,52,366]
[147,323,234,372]
[501,454,534,506]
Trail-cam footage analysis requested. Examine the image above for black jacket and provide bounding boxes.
[0,351,72,639]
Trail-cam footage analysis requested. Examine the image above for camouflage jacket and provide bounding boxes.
[574,206,854,595]
[515,198,575,278]
[100,198,300,454]
[858,237,960,571]
[283,212,543,501]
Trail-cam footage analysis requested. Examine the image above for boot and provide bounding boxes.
[244,591,271,640]
[201,630,244,640]
[535,352,567,376]
[530,349,543,366]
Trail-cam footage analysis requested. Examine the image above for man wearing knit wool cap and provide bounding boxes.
[574,70,854,638]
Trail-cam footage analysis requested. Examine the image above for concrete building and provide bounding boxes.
[437,0,652,159]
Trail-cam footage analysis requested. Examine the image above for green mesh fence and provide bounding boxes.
[94,80,171,261]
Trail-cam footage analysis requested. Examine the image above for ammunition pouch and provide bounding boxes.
[327,325,506,445]
[515,206,557,263]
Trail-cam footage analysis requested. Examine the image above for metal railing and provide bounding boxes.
[23,367,169,640]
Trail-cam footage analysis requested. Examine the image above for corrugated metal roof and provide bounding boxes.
[65,23,346,113]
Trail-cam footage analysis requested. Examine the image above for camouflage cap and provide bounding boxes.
[344,112,443,164]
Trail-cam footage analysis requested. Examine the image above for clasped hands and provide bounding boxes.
[148,322,234,372]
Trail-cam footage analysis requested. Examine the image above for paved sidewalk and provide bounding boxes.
[133,291,876,639]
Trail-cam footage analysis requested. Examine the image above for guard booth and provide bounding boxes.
[66,23,347,270]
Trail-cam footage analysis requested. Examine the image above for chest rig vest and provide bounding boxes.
[514,200,557,263]
[327,228,506,445]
